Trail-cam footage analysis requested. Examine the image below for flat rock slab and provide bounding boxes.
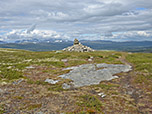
[59,63,132,88]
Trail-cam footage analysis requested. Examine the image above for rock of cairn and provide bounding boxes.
[63,39,94,52]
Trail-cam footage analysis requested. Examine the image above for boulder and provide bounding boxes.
[74,38,79,45]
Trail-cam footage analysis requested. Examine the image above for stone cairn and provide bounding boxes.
[63,39,94,52]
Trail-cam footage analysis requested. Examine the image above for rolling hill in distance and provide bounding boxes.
[0,40,152,52]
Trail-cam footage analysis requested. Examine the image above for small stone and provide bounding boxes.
[101,94,106,98]
[62,83,71,89]
[61,59,68,62]
[45,79,59,84]
[83,48,87,52]
[12,79,24,85]
[74,38,79,45]
[7,66,12,69]
[88,59,93,62]
[98,92,104,96]
[127,90,134,95]
[98,92,106,98]
[0,88,4,93]
[58,74,66,78]
[26,66,35,69]
[90,56,94,59]
[55,51,62,53]
[1,82,7,85]
[36,112,44,114]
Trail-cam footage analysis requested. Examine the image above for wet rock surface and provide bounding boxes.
[59,63,132,88]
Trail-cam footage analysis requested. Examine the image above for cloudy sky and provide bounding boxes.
[0,0,152,42]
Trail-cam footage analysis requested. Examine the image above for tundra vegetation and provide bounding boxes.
[0,48,151,113]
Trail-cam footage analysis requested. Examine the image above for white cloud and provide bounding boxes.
[0,0,152,41]
[3,29,70,43]
[103,31,152,41]
[137,31,150,37]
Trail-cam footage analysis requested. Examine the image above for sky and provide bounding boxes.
[0,0,152,42]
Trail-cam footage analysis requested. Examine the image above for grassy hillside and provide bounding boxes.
[0,48,152,113]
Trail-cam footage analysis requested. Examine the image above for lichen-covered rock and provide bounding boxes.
[59,63,132,88]
[63,39,94,52]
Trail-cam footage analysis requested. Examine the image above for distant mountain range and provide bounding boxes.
[0,39,152,52]
[13,38,70,44]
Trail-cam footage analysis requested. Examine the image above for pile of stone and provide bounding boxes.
[63,39,94,52]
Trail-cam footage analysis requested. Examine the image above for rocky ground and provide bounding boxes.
[0,49,152,114]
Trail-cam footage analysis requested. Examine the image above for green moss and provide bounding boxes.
[35,81,48,85]
[68,60,87,66]
[0,68,23,80]
[97,55,104,58]
[13,96,24,100]
[14,63,30,70]
[66,110,101,114]
[53,53,71,60]
[77,95,102,112]
[78,54,90,59]
[126,53,152,91]
[134,75,152,84]
[53,69,71,75]
[94,83,120,90]
[48,84,64,91]
[27,104,42,110]
[0,104,5,114]
[27,79,35,84]
[108,54,119,58]
[27,79,48,85]
[38,61,65,67]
